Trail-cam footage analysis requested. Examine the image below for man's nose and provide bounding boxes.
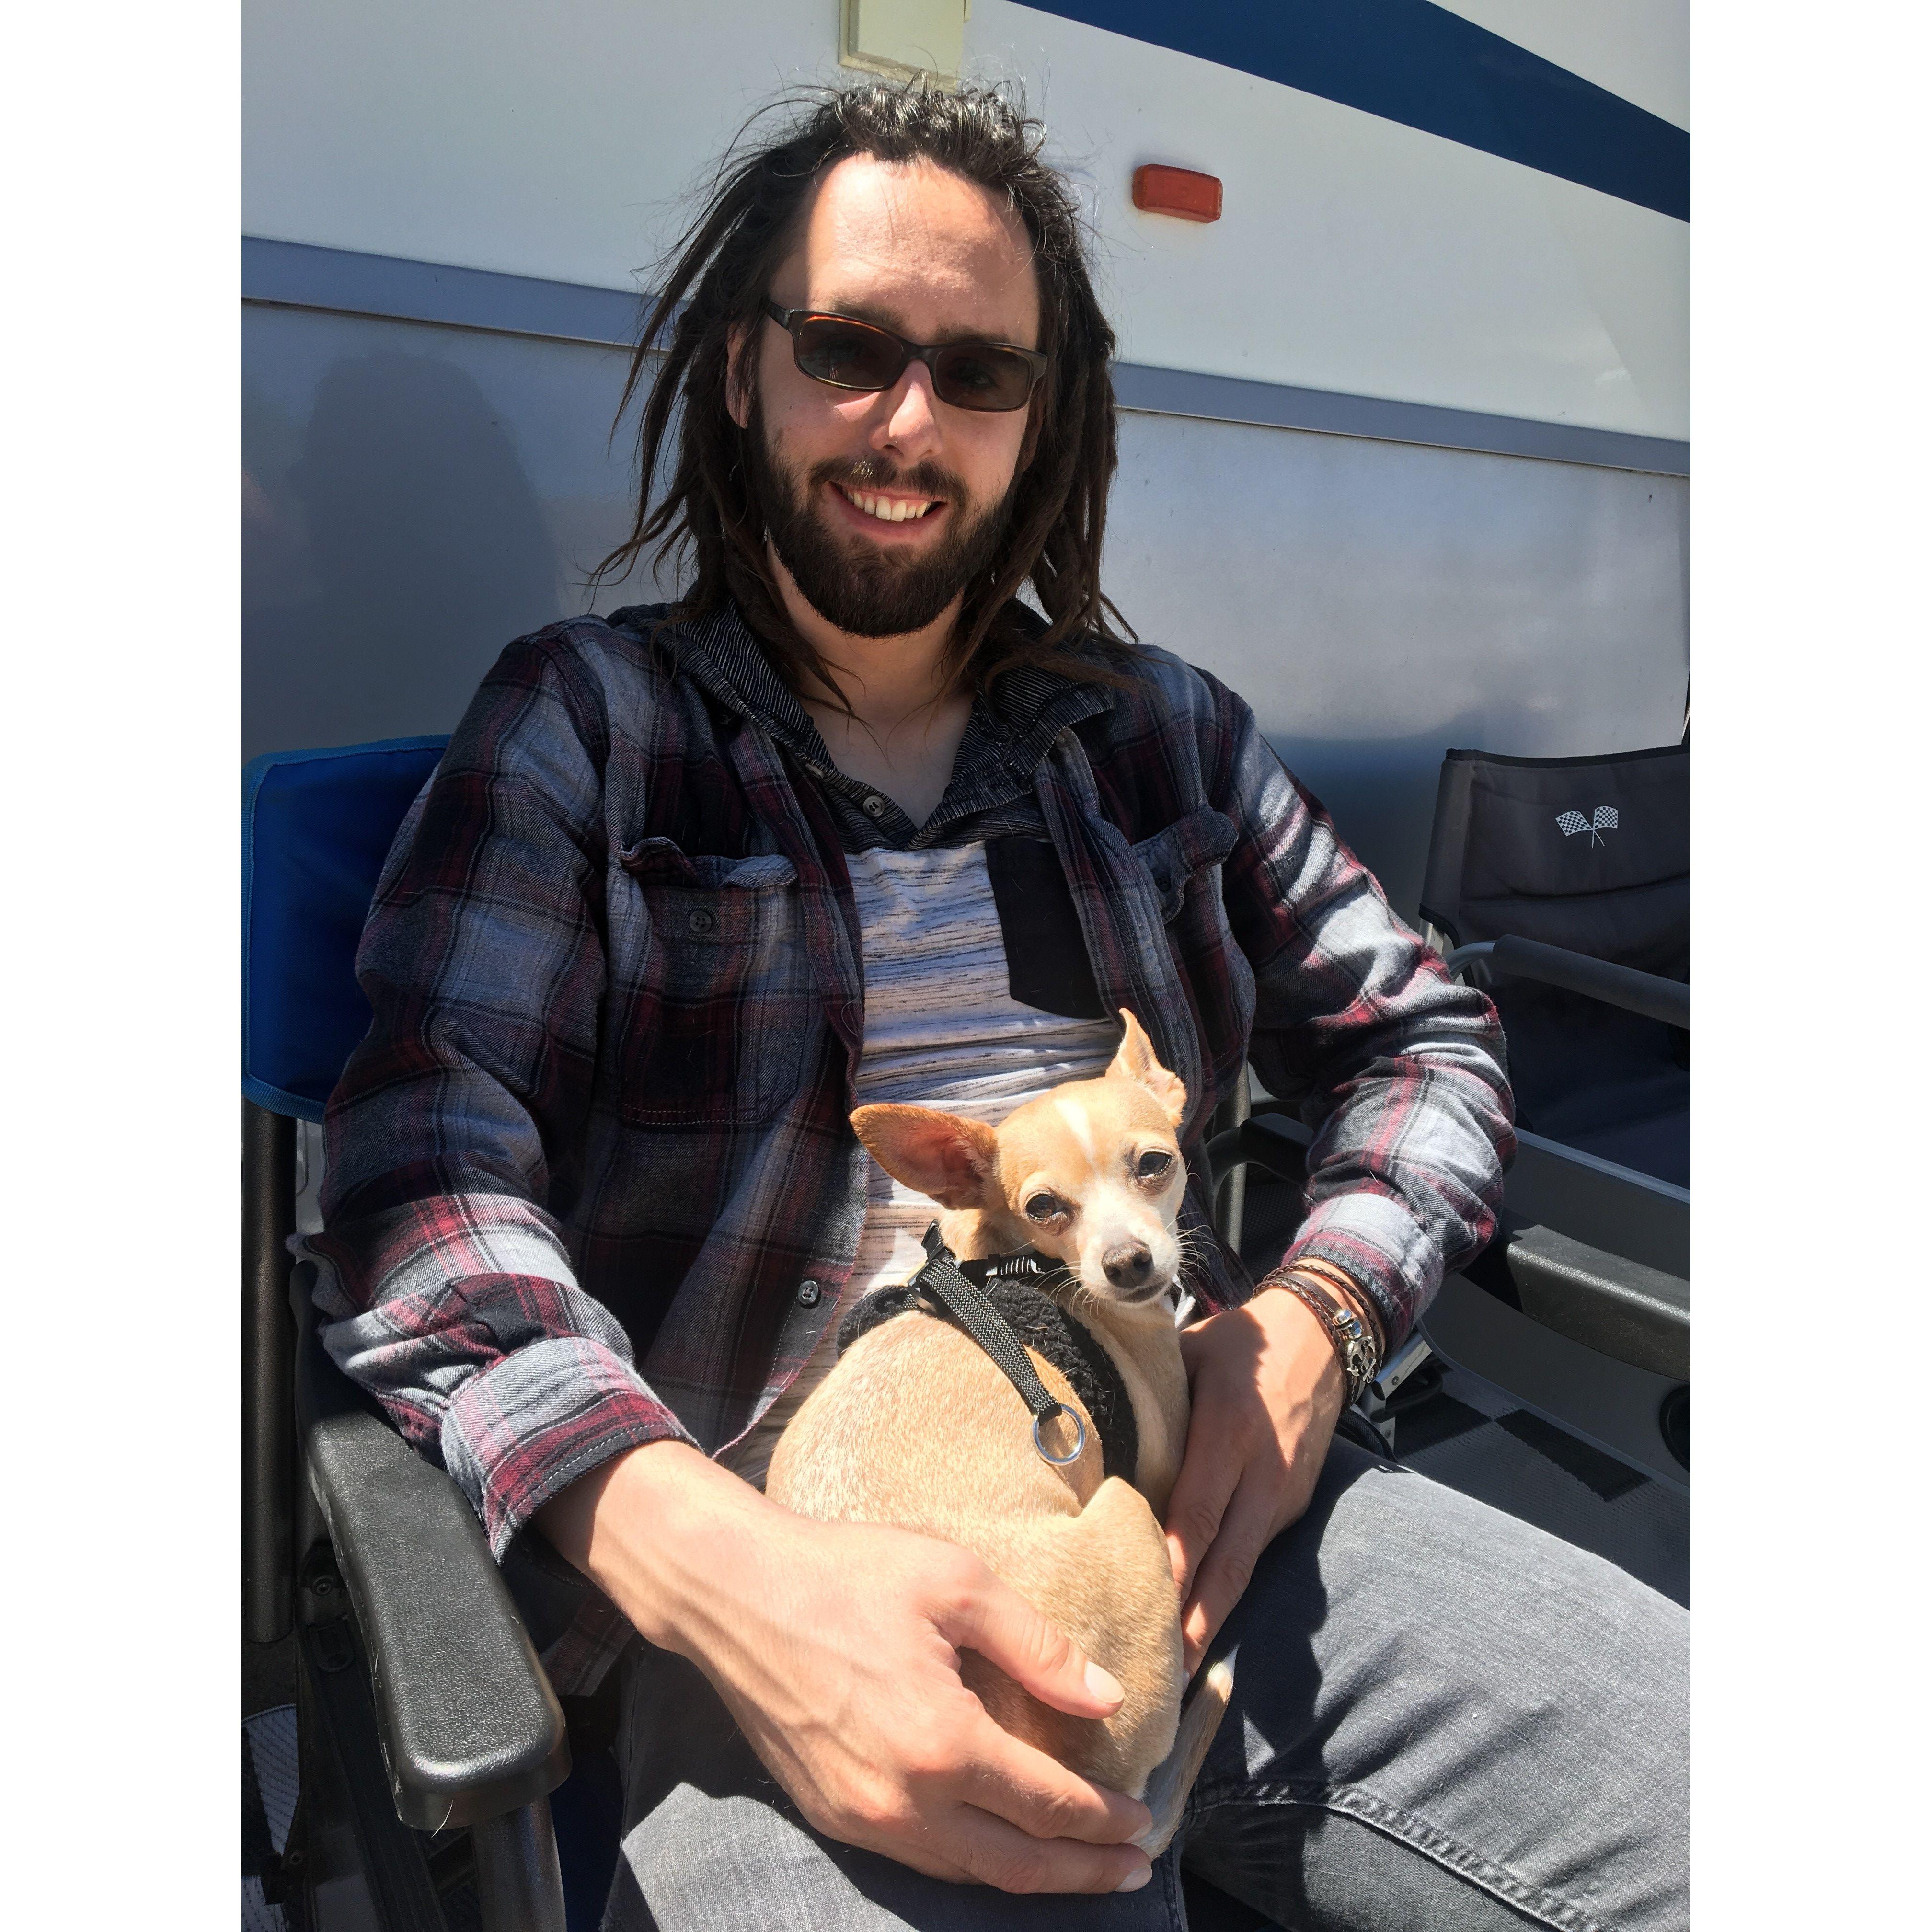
[1102,1242,1154,1289]
[876,363,943,461]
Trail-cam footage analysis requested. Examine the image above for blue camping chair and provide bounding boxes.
[244,736,622,1932]
[244,736,1307,1932]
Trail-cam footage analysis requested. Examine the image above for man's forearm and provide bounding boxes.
[1219,696,1513,1346]
[536,1438,782,1659]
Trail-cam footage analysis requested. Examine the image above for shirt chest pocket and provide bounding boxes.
[612,838,815,1129]
[1130,808,1238,924]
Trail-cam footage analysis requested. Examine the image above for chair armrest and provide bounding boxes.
[1445,935,1689,1030]
[1204,1111,1311,1196]
[296,1273,571,1832]
[1465,1221,1689,1382]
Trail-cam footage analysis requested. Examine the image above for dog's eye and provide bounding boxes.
[1136,1150,1173,1180]
[1024,1193,1065,1222]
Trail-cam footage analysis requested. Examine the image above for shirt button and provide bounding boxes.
[861,794,886,817]
[688,908,717,936]
[797,1279,822,1307]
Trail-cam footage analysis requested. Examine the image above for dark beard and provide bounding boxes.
[747,402,1015,639]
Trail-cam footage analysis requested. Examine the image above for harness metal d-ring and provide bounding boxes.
[1032,1403,1086,1467]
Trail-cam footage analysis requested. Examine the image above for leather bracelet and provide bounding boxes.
[1283,1256,1387,1361]
[1263,1269,1382,1407]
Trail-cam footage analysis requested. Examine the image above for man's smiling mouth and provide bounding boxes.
[834,482,941,524]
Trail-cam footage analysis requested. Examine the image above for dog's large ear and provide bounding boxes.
[851,1105,1003,1210]
[1108,1010,1188,1129]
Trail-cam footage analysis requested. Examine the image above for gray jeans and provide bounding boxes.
[604,1441,1688,1931]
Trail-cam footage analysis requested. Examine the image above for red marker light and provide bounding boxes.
[1132,165,1223,223]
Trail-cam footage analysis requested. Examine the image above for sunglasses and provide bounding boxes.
[761,300,1048,414]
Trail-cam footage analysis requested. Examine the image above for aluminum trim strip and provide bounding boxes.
[243,235,644,347]
[1108,364,1688,476]
[242,237,1689,477]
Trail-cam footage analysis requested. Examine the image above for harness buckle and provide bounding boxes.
[1032,1403,1087,1467]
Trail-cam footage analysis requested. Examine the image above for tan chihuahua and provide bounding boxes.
[766,1011,1230,1854]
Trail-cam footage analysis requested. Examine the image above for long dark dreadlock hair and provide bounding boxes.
[593,82,1138,706]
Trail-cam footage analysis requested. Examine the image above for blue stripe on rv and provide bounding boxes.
[1020,0,1690,222]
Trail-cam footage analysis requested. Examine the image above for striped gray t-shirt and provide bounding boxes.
[726,840,1119,1486]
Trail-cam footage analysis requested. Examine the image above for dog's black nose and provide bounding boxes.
[1103,1242,1154,1288]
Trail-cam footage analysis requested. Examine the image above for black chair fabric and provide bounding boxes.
[1419,745,1688,1186]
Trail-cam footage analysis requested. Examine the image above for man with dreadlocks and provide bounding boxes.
[312,84,1688,1932]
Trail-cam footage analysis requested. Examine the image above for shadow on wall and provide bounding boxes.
[244,352,564,760]
[1272,722,1495,931]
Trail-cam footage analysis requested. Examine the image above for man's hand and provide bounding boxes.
[1163,1289,1348,1676]
[539,1443,1154,1895]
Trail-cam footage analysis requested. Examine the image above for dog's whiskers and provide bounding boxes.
[1173,1227,1213,1266]
[1067,1276,1106,1320]
[1169,1225,1228,1302]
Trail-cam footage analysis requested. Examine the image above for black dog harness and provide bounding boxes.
[837,1224,1140,1482]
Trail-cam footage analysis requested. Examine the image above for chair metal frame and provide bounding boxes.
[246,1095,573,1931]
[245,738,574,1931]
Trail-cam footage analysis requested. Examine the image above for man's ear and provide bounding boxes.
[851,1105,1002,1211]
[1107,1009,1188,1129]
[725,321,754,431]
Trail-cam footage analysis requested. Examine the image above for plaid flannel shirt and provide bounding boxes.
[306,600,1513,1691]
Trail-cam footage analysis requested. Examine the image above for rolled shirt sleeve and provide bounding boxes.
[304,1192,695,1557]
[1213,685,1516,1345]
[310,633,696,1557]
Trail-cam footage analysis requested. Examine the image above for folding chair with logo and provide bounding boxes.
[1208,742,1690,1491]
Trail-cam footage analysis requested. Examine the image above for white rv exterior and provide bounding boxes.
[242,0,1689,918]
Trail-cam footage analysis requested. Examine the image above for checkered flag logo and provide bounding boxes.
[1556,805,1619,847]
